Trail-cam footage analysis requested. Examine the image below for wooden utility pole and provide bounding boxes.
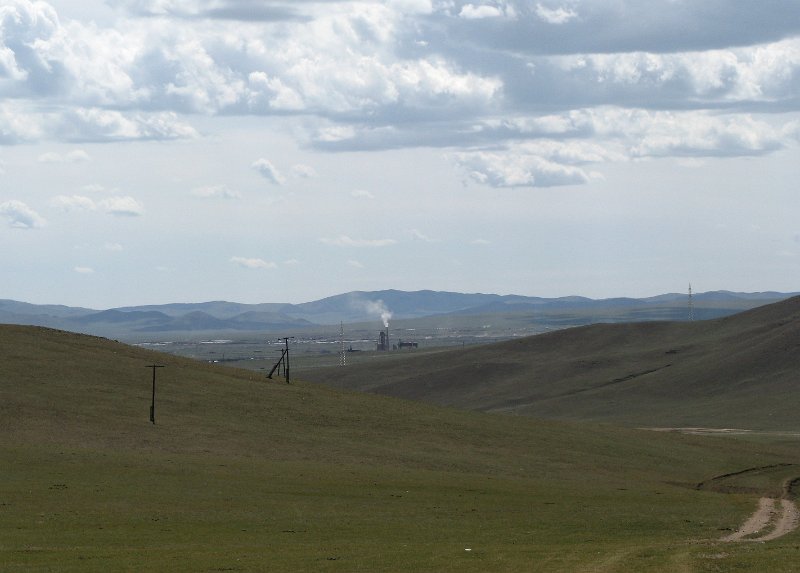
[267,337,295,383]
[281,337,294,384]
[146,364,165,424]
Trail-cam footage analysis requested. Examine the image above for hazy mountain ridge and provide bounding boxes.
[1,289,796,339]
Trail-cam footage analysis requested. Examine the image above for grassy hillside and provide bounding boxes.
[2,324,800,571]
[307,296,800,430]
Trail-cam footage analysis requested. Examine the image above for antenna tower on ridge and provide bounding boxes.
[688,283,694,321]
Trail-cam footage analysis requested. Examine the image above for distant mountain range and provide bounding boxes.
[1,289,796,340]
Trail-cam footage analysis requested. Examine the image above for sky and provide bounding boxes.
[1,0,799,308]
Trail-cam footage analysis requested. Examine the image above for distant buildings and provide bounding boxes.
[377,329,417,351]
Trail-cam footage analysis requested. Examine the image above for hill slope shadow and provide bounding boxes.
[304,296,800,429]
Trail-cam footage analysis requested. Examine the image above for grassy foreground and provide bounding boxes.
[2,325,799,571]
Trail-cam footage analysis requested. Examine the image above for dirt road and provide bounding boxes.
[722,497,799,542]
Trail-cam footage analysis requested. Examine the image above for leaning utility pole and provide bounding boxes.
[267,337,295,383]
[146,364,165,424]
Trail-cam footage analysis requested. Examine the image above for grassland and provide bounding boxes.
[2,324,800,571]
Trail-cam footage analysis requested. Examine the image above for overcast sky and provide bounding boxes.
[2,0,799,308]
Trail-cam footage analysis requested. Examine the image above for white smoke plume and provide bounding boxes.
[365,300,392,328]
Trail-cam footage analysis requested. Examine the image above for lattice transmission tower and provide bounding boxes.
[339,322,346,367]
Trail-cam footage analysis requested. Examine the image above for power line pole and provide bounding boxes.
[688,283,694,321]
[282,337,294,383]
[268,337,295,383]
[146,364,165,424]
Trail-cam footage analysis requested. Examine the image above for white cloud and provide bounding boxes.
[553,40,800,106]
[39,149,92,163]
[191,184,241,199]
[0,103,41,143]
[627,113,792,158]
[351,189,375,199]
[247,72,304,112]
[56,109,198,142]
[459,4,504,19]
[450,137,620,188]
[535,3,578,25]
[74,266,95,274]
[321,235,398,247]
[230,256,277,269]
[292,164,317,178]
[251,158,286,185]
[50,195,97,211]
[0,200,47,229]
[315,125,357,143]
[99,196,145,216]
[455,150,591,188]
[104,242,124,252]
[347,259,365,268]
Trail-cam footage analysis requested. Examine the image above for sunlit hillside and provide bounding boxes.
[2,324,800,571]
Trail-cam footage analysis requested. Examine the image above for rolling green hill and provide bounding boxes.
[307,296,800,430]
[2,324,800,571]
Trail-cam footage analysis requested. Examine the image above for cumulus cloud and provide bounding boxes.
[251,158,285,185]
[320,235,398,247]
[630,114,793,157]
[0,102,42,143]
[549,40,800,106]
[0,200,47,228]
[459,4,504,19]
[55,109,199,142]
[191,184,241,199]
[534,3,578,25]
[455,150,591,187]
[0,0,797,195]
[230,256,277,269]
[291,164,317,178]
[99,196,145,216]
[450,137,625,188]
[50,195,97,211]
